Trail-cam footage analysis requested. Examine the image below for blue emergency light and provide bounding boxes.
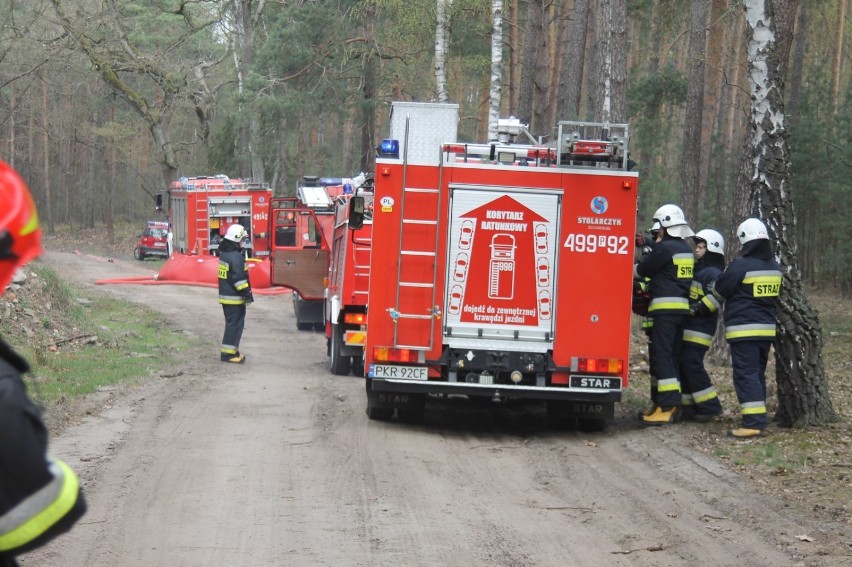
[378,139,400,158]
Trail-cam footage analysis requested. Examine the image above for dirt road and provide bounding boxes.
[20,251,837,566]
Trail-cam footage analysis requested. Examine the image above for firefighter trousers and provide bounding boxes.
[679,344,722,416]
[649,313,684,409]
[730,340,770,430]
[221,303,246,359]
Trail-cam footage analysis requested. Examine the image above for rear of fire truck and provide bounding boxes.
[325,179,373,376]
[361,102,637,430]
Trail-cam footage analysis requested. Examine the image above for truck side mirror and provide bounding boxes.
[349,196,365,230]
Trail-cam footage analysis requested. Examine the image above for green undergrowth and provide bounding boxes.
[5,264,201,408]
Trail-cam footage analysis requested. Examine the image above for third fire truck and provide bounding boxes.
[355,102,638,430]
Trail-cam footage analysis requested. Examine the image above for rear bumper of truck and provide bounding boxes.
[369,377,621,403]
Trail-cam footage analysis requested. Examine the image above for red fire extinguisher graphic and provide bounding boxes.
[489,234,516,300]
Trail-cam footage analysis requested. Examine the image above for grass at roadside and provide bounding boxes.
[2,264,201,409]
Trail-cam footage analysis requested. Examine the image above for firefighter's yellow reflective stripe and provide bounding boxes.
[672,253,694,279]
[217,261,229,279]
[657,378,681,393]
[235,279,249,291]
[648,297,689,311]
[700,294,720,312]
[681,393,695,406]
[221,345,238,355]
[743,271,782,297]
[741,401,766,415]
[0,460,79,552]
[689,281,703,300]
[725,323,776,340]
[641,318,654,329]
[692,387,719,404]
[219,295,246,305]
[683,329,712,346]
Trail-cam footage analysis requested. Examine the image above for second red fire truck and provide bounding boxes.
[353,102,638,430]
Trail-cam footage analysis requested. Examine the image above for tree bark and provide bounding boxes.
[740,0,836,427]
[830,0,847,114]
[517,0,543,127]
[435,0,453,103]
[679,0,708,227]
[557,0,589,120]
[487,0,504,140]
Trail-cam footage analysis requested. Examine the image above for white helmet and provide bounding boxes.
[224,224,247,243]
[652,204,694,237]
[695,229,725,256]
[736,218,769,245]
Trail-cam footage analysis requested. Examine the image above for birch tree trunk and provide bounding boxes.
[487,0,503,140]
[740,0,836,427]
[435,0,452,103]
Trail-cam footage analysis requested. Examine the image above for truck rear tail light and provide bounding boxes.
[570,357,623,375]
[344,312,366,325]
[373,347,418,363]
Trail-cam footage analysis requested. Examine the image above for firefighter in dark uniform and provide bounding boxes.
[710,218,782,438]
[634,204,695,425]
[632,228,658,414]
[681,229,725,421]
[218,224,253,363]
[0,161,87,566]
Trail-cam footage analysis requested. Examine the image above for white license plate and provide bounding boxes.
[370,364,427,380]
[153,243,167,247]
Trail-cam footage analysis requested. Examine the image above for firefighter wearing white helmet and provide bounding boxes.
[710,218,782,438]
[633,204,695,425]
[218,223,253,363]
[679,228,726,422]
[0,160,88,564]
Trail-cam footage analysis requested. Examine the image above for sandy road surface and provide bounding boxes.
[19,251,835,566]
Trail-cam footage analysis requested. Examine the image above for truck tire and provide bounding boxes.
[351,355,364,377]
[133,247,145,261]
[328,324,351,376]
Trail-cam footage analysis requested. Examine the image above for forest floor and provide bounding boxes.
[3,223,850,563]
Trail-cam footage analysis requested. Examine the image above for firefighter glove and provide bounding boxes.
[689,301,709,317]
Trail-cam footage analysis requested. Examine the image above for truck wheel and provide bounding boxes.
[351,355,364,377]
[133,247,145,261]
[329,324,351,376]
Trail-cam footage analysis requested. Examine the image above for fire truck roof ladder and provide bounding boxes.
[392,117,442,351]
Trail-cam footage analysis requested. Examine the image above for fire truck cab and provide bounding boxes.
[360,102,638,430]
[270,176,360,330]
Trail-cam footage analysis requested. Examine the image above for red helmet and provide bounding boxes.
[0,161,43,292]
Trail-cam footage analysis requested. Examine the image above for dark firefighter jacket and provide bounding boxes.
[633,235,694,315]
[217,239,252,305]
[713,240,782,342]
[683,253,725,349]
[0,339,86,561]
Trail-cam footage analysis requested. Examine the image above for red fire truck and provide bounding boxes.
[356,102,638,430]
[165,175,273,258]
[325,178,374,376]
[269,176,362,330]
